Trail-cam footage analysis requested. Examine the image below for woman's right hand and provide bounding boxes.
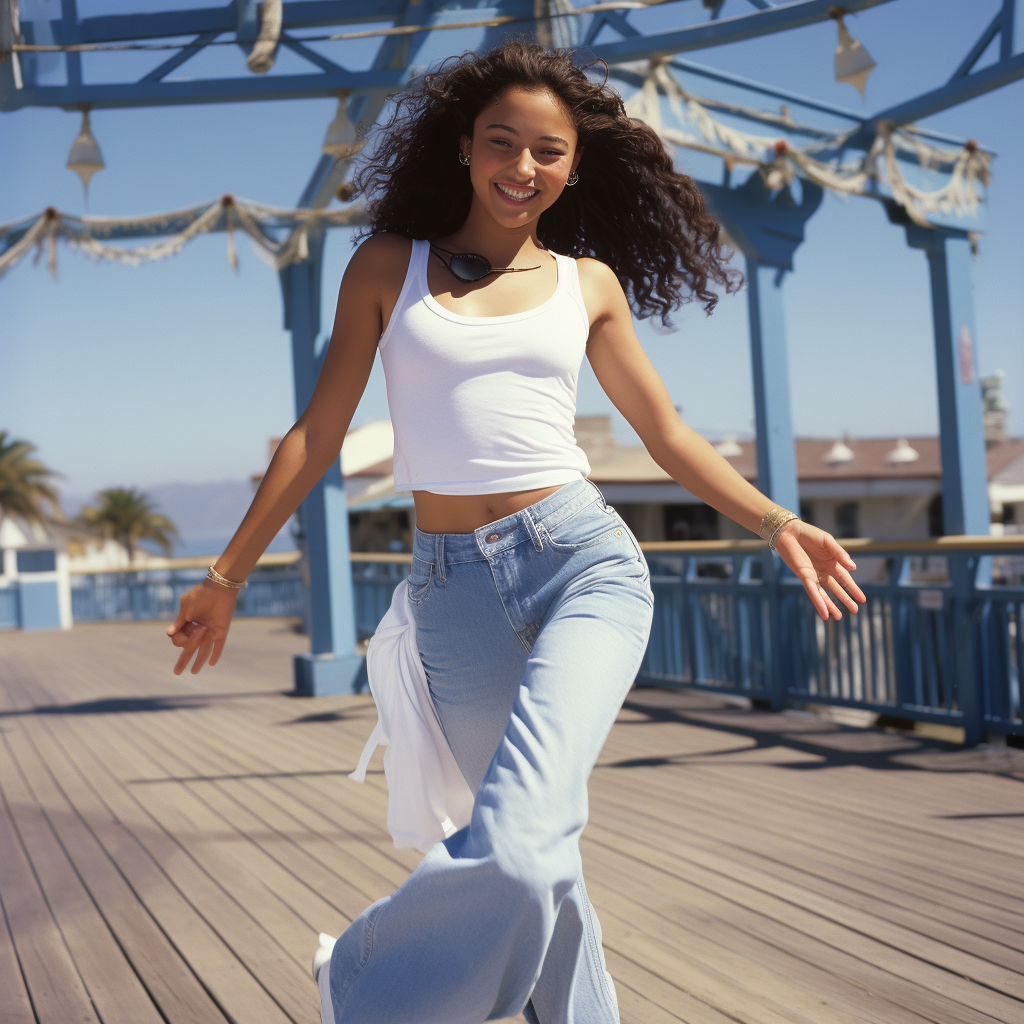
[166,581,240,675]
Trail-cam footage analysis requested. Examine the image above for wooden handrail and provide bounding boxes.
[67,534,1024,575]
[642,536,1024,554]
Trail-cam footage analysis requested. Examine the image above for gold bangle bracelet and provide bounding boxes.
[758,506,799,553]
[206,565,247,590]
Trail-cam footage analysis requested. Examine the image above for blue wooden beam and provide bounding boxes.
[589,0,896,64]
[864,0,1024,129]
[59,0,82,87]
[866,51,1024,129]
[138,30,221,84]
[280,32,349,74]
[948,9,1003,82]
[75,0,407,44]
[1003,0,1024,59]
[1,69,406,111]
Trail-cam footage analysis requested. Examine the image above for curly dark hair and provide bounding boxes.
[354,40,740,321]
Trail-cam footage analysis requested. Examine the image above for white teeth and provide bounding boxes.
[496,183,538,200]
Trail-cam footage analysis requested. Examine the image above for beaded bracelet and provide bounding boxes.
[206,565,247,590]
[758,506,800,553]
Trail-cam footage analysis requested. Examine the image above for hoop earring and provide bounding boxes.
[459,151,471,166]
[566,170,579,186]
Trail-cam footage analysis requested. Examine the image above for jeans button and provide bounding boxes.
[485,532,501,543]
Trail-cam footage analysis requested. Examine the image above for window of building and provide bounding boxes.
[835,502,859,539]
[799,501,814,526]
[16,549,57,573]
[928,493,944,537]
[663,503,719,541]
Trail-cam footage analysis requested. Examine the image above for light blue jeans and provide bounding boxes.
[325,477,654,1023]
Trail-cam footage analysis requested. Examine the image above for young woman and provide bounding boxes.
[168,41,865,1024]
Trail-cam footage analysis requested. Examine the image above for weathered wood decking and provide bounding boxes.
[1,619,1022,1024]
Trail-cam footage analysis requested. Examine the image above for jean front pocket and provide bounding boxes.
[541,501,621,552]
[405,556,433,605]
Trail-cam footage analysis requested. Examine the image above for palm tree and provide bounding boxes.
[80,488,177,563]
[0,431,62,525]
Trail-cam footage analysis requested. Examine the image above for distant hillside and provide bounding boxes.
[65,480,298,557]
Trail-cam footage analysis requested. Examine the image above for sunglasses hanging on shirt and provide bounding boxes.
[430,244,542,284]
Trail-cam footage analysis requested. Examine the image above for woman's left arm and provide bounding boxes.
[579,260,865,622]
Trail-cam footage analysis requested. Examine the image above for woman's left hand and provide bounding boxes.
[773,521,867,621]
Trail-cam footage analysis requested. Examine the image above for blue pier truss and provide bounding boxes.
[2,0,1023,700]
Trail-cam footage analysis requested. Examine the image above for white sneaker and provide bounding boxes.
[312,932,336,983]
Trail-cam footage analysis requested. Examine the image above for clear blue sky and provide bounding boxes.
[2,0,1022,499]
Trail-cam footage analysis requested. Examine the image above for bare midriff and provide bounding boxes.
[412,485,565,535]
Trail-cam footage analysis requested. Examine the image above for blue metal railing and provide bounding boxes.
[69,568,307,623]
[638,540,1024,743]
[351,559,410,640]
[65,559,411,641]
[11,542,1024,743]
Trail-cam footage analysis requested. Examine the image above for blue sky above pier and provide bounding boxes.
[2,0,1022,497]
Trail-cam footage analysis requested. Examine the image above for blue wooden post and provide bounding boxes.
[746,260,800,514]
[904,226,990,536]
[280,229,363,695]
[903,225,990,743]
[700,174,823,708]
[700,175,822,512]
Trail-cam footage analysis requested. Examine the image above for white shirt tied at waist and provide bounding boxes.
[349,578,475,853]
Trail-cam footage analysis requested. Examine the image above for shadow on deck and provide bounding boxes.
[1,619,1022,1024]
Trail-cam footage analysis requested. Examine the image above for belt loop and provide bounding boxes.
[523,509,545,552]
[434,534,447,582]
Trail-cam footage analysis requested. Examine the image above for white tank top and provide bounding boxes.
[378,238,593,495]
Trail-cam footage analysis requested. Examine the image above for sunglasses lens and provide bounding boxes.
[449,254,490,283]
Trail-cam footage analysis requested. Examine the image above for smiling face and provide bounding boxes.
[460,86,580,232]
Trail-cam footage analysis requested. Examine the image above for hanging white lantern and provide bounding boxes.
[322,93,363,161]
[834,15,876,99]
[66,107,105,198]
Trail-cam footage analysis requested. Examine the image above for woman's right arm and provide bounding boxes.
[166,235,408,675]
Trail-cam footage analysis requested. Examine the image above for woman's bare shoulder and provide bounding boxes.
[346,233,413,287]
[575,257,628,322]
[575,257,619,288]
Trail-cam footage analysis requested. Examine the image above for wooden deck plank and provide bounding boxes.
[31,713,299,1024]
[2,620,1024,1024]
[0,848,40,1024]
[5,725,229,1024]
[582,834,999,1024]
[595,764,1024,948]
[0,746,103,1024]
[142,697,418,892]
[629,768,1024,925]
[596,724,1024,911]
[94,712,353,954]
[608,692,1024,860]
[584,815,1020,1022]
[60,712,322,1023]
[598,905,822,1024]
[604,947,735,1023]
[592,768,1024,957]
[1,732,167,1024]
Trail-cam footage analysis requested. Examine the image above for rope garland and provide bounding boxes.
[625,61,991,228]
[7,1,661,54]
[0,62,990,280]
[0,195,366,281]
